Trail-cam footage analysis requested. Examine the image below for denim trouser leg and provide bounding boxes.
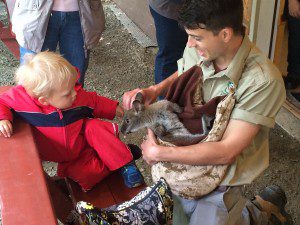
[19,47,36,64]
[150,6,188,85]
[287,15,300,83]
[42,11,89,85]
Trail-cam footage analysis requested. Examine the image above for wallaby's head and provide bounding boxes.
[120,93,145,134]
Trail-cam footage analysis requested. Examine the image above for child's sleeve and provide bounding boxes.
[82,89,119,120]
[0,94,14,122]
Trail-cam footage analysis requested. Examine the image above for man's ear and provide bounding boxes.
[220,27,233,43]
[38,96,50,106]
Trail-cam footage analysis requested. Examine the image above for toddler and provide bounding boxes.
[0,52,143,191]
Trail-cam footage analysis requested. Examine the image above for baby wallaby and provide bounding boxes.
[121,93,213,146]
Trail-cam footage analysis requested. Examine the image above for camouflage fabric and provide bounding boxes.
[151,92,235,199]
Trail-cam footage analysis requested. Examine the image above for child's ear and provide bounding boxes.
[38,96,50,106]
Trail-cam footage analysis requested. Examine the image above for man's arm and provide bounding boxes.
[141,119,260,165]
[122,71,179,110]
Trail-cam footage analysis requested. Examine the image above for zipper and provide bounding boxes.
[57,109,70,153]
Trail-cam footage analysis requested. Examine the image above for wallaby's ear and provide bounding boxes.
[132,100,144,114]
[132,92,144,114]
[134,92,144,103]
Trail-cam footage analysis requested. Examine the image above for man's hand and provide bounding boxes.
[141,129,160,165]
[0,120,13,138]
[289,0,300,18]
[122,86,158,110]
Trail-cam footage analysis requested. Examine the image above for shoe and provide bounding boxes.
[120,161,144,188]
[127,143,142,160]
[252,185,293,225]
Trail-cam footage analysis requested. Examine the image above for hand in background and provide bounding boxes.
[0,120,13,138]
[289,0,300,18]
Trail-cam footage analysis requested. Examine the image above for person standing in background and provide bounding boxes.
[284,0,300,102]
[149,0,188,87]
[11,0,105,85]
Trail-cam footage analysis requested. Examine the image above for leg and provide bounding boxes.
[149,6,188,85]
[84,119,132,170]
[41,11,60,52]
[19,46,35,64]
[58,147,110,191]
[174,188,251,225]
[58,11,89,85]
[287,15,300,86]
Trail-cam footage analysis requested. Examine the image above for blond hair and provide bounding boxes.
[15,51,78,97]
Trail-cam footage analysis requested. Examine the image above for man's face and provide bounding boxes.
[185,28,226,62]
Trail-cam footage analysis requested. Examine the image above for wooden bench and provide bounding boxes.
[66,173,146,210]
[0,86,147,225]
[0,86,58,225]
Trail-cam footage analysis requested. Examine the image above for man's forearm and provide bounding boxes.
[156,140,235,165]
[152,71,179,97]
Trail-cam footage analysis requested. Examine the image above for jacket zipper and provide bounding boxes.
[57,109,70,154]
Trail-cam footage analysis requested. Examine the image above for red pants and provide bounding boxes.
[57,119,132,190]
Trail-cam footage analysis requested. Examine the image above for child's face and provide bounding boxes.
[46,76,77,109]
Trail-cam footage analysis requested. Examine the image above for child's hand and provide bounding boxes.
[0,120,13,138]
[116,105,124,118]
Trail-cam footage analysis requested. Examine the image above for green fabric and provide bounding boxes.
[177,36,286,186]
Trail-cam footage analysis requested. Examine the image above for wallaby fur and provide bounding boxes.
[121,93,213,146]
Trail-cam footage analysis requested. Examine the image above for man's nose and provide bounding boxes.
[187,36,196,47]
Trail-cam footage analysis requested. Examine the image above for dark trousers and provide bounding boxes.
[150,6,188,85]
[287,15,300,84]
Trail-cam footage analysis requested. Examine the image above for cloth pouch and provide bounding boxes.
[152,65,236,199]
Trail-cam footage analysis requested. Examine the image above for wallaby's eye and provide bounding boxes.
[125,119,130,123]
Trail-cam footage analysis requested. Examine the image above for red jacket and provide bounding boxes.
[0,85,118,162]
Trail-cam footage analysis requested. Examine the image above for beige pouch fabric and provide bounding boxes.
[151,92,235,199]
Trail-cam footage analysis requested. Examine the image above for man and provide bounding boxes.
[123,0,292,224]
[148,0,188,85]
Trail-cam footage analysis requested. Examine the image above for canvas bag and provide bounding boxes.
[151,65,236,199]
[76,178,173,225]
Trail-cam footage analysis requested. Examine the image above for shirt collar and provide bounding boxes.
[200,36,252,86]
[226,35,252,86]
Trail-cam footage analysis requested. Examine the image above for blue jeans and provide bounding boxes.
[150,6,188,85]
[19,11,89,85]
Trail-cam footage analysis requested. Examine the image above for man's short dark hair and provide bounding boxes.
[179,0,245,35]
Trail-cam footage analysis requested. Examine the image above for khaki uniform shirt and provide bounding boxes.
[177,36,286,186]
